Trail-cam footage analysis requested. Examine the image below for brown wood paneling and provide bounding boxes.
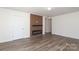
[32,26,42,31]
[31,14,42,25]
[30,14,43,36]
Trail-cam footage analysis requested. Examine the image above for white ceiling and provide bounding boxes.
[5,7,79,16]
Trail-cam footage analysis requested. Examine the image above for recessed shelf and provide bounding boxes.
[32,25,42,26]
[32,30,42,33]
[32,30,42,35]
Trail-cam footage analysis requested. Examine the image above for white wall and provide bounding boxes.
[52,11,79,39]
[0,8,30,43]
[43,16,45,34]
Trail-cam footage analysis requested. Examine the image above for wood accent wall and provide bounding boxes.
[30,14,43,36]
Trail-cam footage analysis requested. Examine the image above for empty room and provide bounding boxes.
[0,7,79,51]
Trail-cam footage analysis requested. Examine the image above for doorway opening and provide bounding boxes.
[45,17,52,34]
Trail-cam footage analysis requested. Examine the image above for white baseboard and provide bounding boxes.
[52,33,79,40]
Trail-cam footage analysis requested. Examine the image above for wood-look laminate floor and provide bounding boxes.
[0,34,79,51]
